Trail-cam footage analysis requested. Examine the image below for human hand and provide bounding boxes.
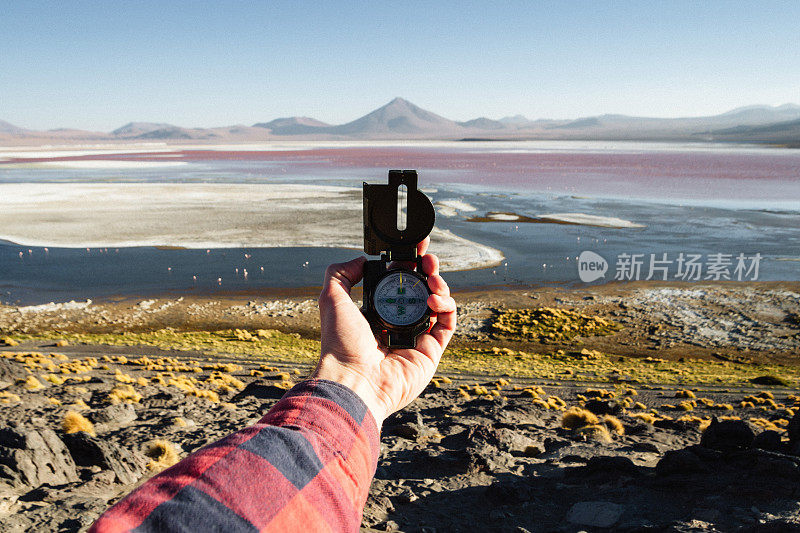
[311,237,457,427]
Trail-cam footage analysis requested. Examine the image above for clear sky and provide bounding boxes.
[2,1,798,131]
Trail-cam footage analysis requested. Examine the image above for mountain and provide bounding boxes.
[3,100,800,143]
[252,117,330,135]
[718,104,800,123]
[458,117,506,130]
[112,122,179,137]
[0,119,27,134]
[710,118,800,144]
[499,115,531,125]
[325,97,463,136]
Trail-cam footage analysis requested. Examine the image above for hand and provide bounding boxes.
[311,237,457,427]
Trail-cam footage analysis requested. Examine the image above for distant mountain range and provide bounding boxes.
[3,98,800,144]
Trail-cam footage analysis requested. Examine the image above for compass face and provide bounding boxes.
[373,270,429,326]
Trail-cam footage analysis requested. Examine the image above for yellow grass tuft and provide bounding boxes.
[62,410,96,436]
[601,415,625,435]
[675,389,696,399]
[547,396,567,410]
[749,417,781,432]
[42,373,66,385]
[634,402,648,410]
[523,445,541,457]
[532,399,550,409]
[55,340,69,347]
[585,388,614,399]
[47,397,62,406]
[710,403,735,411]
[20,375,44,391]
[562,406,600,429]
[71,399,90,409]
[620,397,635,409]
[0,391,22,404]
[145,439,180,472]
[1,336,20,346]
[756,391,774,400]
[109,384,142,404]
[576,424,612,443]
[631,412,657,425]
[173,417,188,427]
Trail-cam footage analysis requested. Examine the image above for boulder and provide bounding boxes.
[753,430,783,452]
[656,449,707,476]
[63,432,145,485]
[700,418,755,451]
[0,426,78,488]
[90,403,137,427]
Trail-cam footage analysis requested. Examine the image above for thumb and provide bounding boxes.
[320,256,366,301]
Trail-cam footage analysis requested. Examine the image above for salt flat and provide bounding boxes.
[0,183,503,271]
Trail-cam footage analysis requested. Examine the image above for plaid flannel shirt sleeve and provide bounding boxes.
[89,379,381,533]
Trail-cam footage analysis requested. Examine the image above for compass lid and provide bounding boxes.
[363,170,435,261]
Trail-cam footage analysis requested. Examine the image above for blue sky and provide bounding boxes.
[2,1,798,130]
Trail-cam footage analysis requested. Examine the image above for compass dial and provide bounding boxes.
[373,271,429,326]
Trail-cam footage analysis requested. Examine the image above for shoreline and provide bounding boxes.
[3,280,798,366]
[0,183,505,272]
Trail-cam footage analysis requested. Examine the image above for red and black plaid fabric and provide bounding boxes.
[90,379,380,532]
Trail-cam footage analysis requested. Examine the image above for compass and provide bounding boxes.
[373,270,430,326]
[361,170,436,348]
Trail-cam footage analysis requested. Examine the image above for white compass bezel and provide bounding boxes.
[373,270,429,326]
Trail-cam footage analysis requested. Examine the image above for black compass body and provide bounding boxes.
[362,170,436,348]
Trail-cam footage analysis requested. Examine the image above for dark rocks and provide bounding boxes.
[700,418,755,451]
[63,432,145,485]
[583,399,621,416]
[0,427,78,488]
[630,441,661,453]
[656,449,707,476]
[0,359,27,388]
[788,411,800,447]
[582,455,641,477]
[566,501,625,528]
[753,430,783,452]
[485,478,533,505]
[231,381,289,401]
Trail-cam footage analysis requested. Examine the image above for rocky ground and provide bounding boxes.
[0,282,799,532]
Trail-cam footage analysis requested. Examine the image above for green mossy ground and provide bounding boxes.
[491,307,623,343]
[4,327,798,388]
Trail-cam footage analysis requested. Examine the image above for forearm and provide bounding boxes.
[90,379,380,533]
